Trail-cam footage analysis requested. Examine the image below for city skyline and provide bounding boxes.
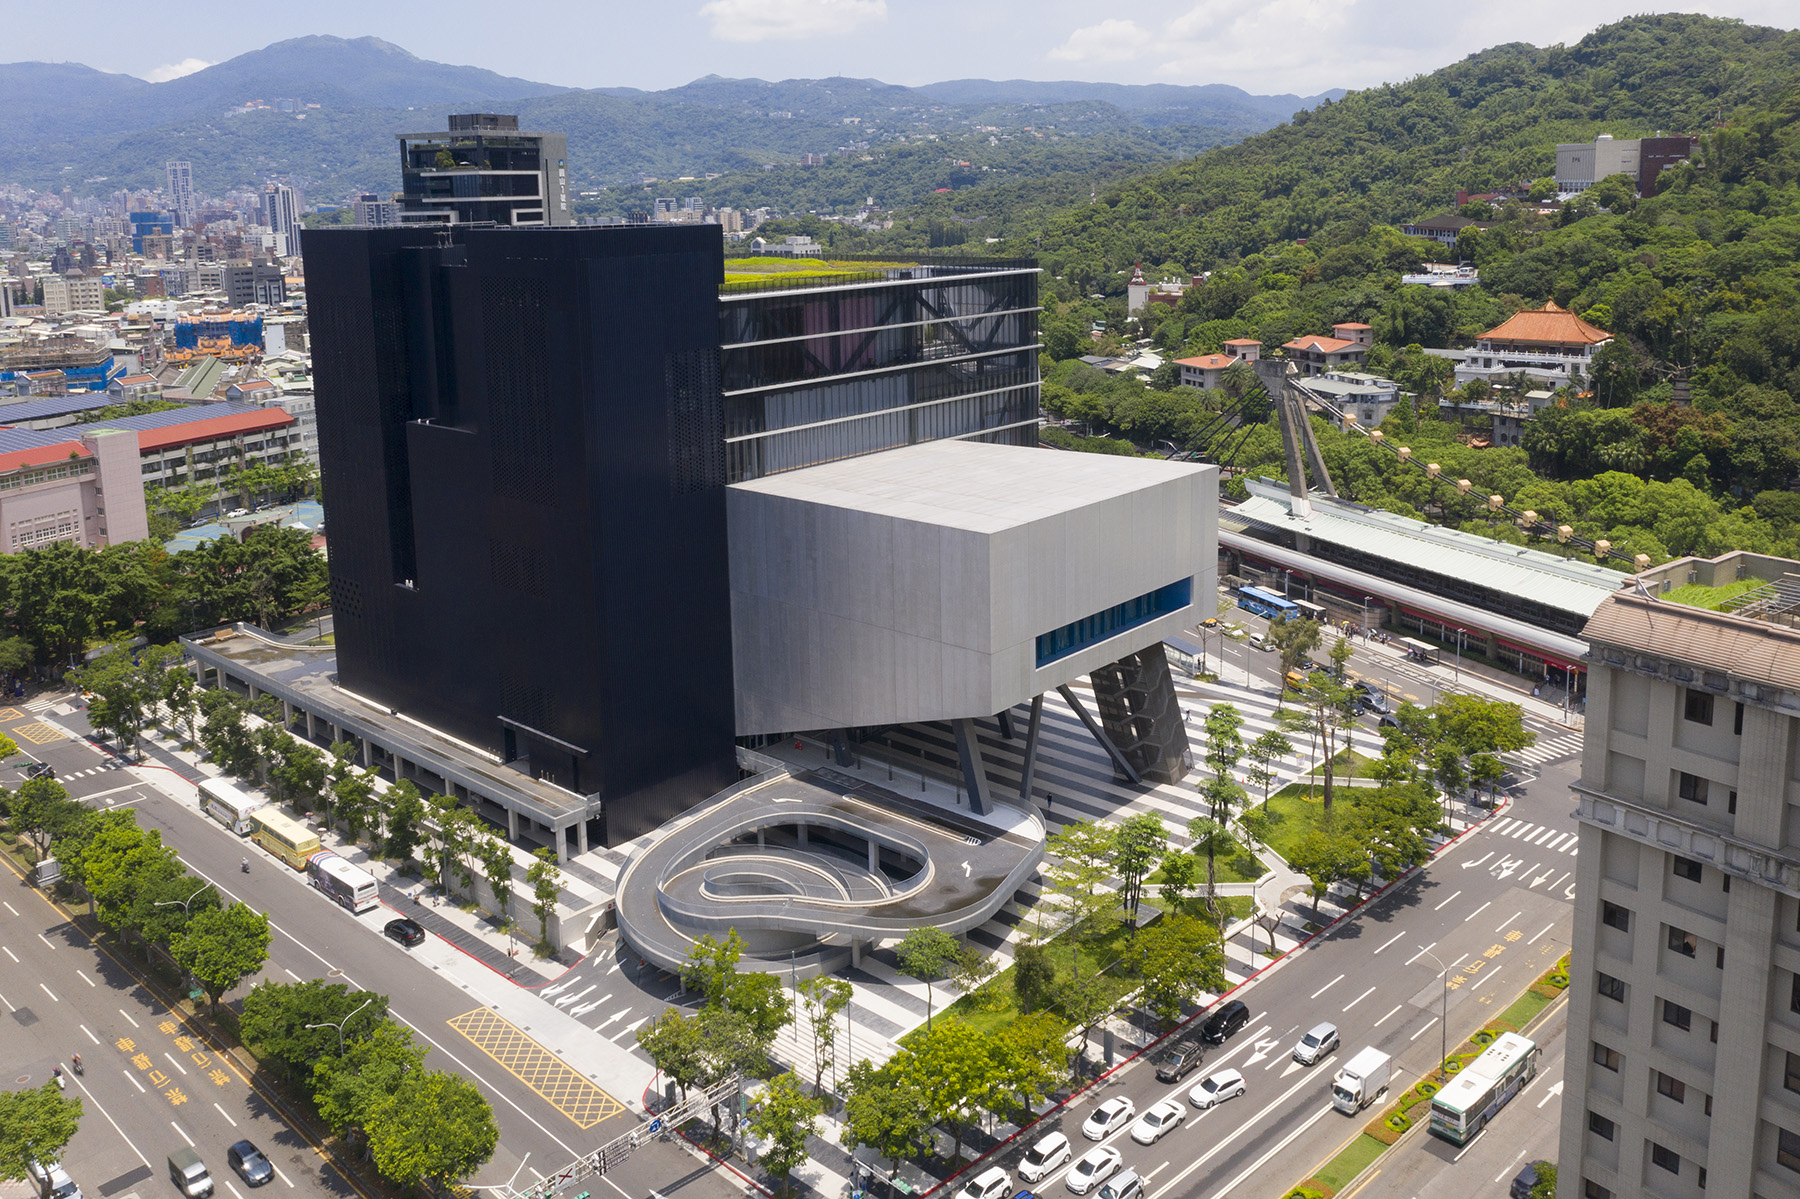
[7,1,1795,97]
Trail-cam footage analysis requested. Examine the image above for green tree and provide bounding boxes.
[1056,982,1115,1077]
[130,875,220,953]
[311,1020,428,1138]
[239,981,388,1081]
[332,765,379,844]
[477,834,512,921]
[9,774,80,857]
[0,1083,82,1180]
[991,1011,1072,1121]
[366,1070,498,1193]
[1154,849,1201,918]
[1266,615,1322,696]
[172,902,271,1012]
[1299,673,1359,810]
[841,1059,934,1166]
[725,970,793,1051]
[794,975,853,1096]
[895,926,960,1031]
[525,848,561,952]
[748,1074,823,1197]
[682,930,746,1006]
[1112,811,1168,931]
[635,1009,708,1101]
[1529,1162,1557,1199]
[1040,818,1117,973]
[1245,727,1293,810]
[1128,914,1225,1026]
[1287,827,1369,919]
[903,1020,994,1163]
[1329,633,1353,677]
[384,781,427,863]
[1011,942,1057,1013]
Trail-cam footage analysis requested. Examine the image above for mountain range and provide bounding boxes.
[0,36,1342,199]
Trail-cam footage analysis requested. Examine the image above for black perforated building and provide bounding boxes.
[303,223,737,846]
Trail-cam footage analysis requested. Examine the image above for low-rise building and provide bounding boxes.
[42,272,105,315]
[1282,323,1373,375]
[108,374,161,403]
[1298,371,1403,430]
[1440,301,1612,388]
[1401,213,1495,246]
[0,428,148,551]
[1401,263,1480,288]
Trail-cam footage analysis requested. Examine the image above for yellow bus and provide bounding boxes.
[251,808,323,871]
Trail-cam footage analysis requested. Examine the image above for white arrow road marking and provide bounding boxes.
[1242,1036,1281,1068]
[542,978,576,998]
[1565,884,1578,899]
[1461,851,1494,869]
[962,860,971,877]
[1537,1079,1564,1108]
[1531,870,1554,888]
[554,984,595,1008]
[1495,858,1520,880]
[1279,1060,1302,1078]
[611,1016,650,1043]
[596,1009,627,1029]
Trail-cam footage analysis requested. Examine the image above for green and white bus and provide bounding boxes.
[1429,1032,1541,1145]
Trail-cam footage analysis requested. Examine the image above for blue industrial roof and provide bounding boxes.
[0,402,272,454]
[0,393,138,423]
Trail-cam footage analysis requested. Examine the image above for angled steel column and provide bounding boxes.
[997,710,1017,740]
[1018,695,1045,802]
[952,718,993,816]
[1057,683,1142,785]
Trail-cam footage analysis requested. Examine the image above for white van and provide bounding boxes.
[28,1160,81,1199]
[1247,631,1269,651]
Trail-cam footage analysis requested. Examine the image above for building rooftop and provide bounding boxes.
[1284,334,1361,354]
[729,439,1207,535]
[1584,591,1800,694]
[0,441,90,472]
[1233,477,1625,619]
[1479,301,1612,346]
[0,402,289,456]
[1176,354,1239,370]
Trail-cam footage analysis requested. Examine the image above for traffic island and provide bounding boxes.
[1281,955,1571,1199]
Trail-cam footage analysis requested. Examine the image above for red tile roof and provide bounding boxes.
[135,409,294,454]
[1176,354,1239,370]
[1479,301,1612,346]
[1284,335,1362,354]
[115,374,157,386]
[0,441,91,473]
[1222,338,1261,346]
[1332,322,1372,330]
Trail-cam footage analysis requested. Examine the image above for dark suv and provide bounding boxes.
[1200,999,1250,1045]
[1154,1039,1204,1082]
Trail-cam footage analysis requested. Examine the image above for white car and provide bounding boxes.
[958,1166,1012,1199]
[1081,1096,1136,1140]
[1189,1067,1247,1109]
[1019,1131,1072,1183]
[1065,1146,1122,1195]
[1129,1099,1187,1145]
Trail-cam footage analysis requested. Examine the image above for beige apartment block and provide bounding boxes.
[1560,557,1800,1199]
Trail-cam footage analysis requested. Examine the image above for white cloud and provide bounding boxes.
[1047,19,1149,64]
[699,0,887,42]
[141,58,213,83]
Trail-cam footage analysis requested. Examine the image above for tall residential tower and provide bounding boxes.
[395,113,570,226]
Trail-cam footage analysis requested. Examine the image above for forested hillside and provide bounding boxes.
[972,14,1800,566]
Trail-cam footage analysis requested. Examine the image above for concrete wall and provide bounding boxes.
[87,429,149,545]
[729,458,1217,734]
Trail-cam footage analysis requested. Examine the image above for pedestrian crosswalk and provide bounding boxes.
[63,760,127,781]
[1507,730,1585,767]
[1487,816,1580,855]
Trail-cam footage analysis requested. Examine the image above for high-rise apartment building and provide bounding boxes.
[41,272,105,315]
[261,185,302,256]
[395,113,570,226]
[166,161,196,227]
[350,193,398,227]
[1559,553,1800,1198]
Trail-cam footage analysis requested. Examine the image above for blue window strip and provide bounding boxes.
[1035,578,1192,668]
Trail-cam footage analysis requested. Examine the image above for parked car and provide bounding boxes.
[24,762,55,780]
[1510,1161,1553,1199]
[1352,682,1390,714]
[1129,1100,1187,1145]
[1153,1038,1204,1083]
[383,918,425,947]
[1019,1132,1072,1184]
[1064,1148,1121,1196]
[225,1143,272,1188]
[1188,1068,1247,1110]
[1081,1096,1136,1140]
[1293,1022,1340,1066]
[958,1167,1011,1199]
[27,1159,80,1199]
[1200,999,1250,1044]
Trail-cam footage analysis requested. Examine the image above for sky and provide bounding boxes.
[16,0,1799,96]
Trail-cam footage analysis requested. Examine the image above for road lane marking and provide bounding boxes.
[1495,910,1523,933]
[214,1102,238,1126]
[1538,1079,1564,1108]
[2,947,17,962]
[1434,890,1462,911]
[1463,901,1491,923]
[1530,921,1557,945]
[77,970,96,987]
[1148,1070,1326,1199]
[1145,1163,1168,1180]
[284,968,302,981]
[2,902,15,915]
[272,1165,295,1189]
[1411,1016,1439,1041]
[1311,974,1345,999]
[81,1024,98,1044]
[165,1052,189,1075]
[1405,943,1436,965]
[1342,986,1376,1012]
[40,982,58,1001]
[172,1121,195,1146]
[1552,872,1571,890]
[119,1008,139,1027]
[39,933,56,949]
[1372,932,1403,955]
[71,1073,151,1166]
[1495,1145,1531,1181]
[1374,1004,1402,1027]
[446,1008,625,1129]
[125,1071,146,1092]
[1460,851,1493,869]
[1203,1101,1337,1199]
[225,1181,245,1199]
[0,989,13,1012]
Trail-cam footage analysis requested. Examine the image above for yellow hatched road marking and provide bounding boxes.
[447,1008,625,1129]
[14,722,63,744]
[0,707,24,720]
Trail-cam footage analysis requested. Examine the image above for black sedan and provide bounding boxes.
[384,917,426,947]
[227,1141,273,1187]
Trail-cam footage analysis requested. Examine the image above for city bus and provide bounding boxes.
[306,852,380,914]
[1292,598,1327,623]
[198,777,263,836]
[1236,585,1299,621]
[1429,1032,1541,1145]
[251,808,323,871]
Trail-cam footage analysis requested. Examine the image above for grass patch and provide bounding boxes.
[1305,749,1378,781]
[1210,895,1256,922]
[1663,578,1761,610]
[910,918,1141,1045]
[1150,836,1267,885]
[1495,987,1553,1030]
[1315,1134,1387,1187]
[1260,787,1335,859]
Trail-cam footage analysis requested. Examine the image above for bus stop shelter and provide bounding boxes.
[1399,636,1441,664]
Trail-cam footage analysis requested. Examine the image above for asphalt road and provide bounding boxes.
[0,699,743,1199]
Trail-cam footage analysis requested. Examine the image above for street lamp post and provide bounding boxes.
[153,883,211,917]
[1361,596,1371,637]
[305,995,373,1056]
[1417,946,1449,1075]
[1454,628,1466,682]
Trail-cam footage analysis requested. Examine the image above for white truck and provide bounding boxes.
[1331,1046,1392,1114]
